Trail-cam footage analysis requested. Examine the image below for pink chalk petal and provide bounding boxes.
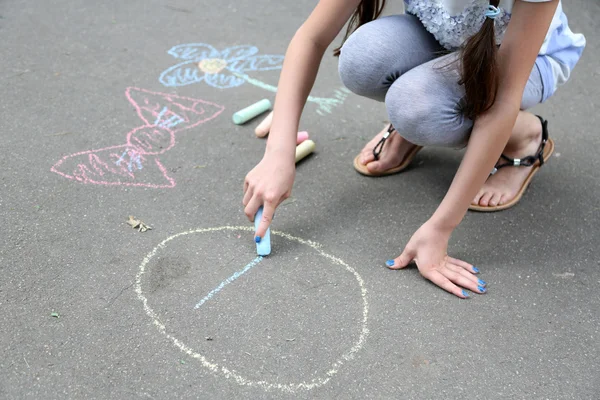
[50,144,176,188]
[125,87,225,134]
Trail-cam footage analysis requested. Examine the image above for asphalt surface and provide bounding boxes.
[1,0,599,399]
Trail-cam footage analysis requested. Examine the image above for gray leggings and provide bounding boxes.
[338,14,544,147]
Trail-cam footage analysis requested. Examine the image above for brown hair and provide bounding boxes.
[333,0,387,57]
[335,0,500,120]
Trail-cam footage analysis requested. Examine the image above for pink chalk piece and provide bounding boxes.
[51,87,226,189]
[297,131,309,145]
[125,87,225,134]
[51,144,176,188]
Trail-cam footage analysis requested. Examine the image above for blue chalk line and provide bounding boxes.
[193,256,263,309]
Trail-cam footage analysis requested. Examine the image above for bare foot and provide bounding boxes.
[359,125,419,174]
[473,115,543,208]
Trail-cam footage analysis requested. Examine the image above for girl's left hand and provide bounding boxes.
[387,221,487,298]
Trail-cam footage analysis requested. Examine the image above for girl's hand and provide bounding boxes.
[387,221,487,298]
[243,150,295,239]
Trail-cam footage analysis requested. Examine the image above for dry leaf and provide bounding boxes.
[127,216,152,232]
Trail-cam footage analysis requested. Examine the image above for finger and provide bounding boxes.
[447,261,486,288]
[423,270,470,298]
[243,178,249,195]
[440,267,486,294]
[447,256,479,274]
[255,111,273,138]
[387,247,415,270]
[255,200,276,239]
[446,263,480,286]
[244,194,263,222]
[242,184,253,207]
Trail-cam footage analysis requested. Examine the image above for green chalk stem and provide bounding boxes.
[232,99,272,125]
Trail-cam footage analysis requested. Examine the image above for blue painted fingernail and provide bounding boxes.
[472,266,480,273]
[462,289,469,298]
[386,260,395,267]
[478,285,486,293]
[255,236,261,243]
[478,279,486,286]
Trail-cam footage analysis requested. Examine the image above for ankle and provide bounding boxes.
[506,114,542,153]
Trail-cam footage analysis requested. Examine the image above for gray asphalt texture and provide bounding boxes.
[1,1,599,399]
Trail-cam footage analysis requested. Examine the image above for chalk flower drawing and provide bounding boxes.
[159,43,284,88]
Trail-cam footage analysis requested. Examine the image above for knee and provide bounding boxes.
[338,25,387,101]
[385,82,433,145]
[385,80,470,147]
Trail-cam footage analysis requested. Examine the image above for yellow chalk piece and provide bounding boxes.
[295,140,316,163]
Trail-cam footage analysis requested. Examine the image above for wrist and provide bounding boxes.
[427,212,459,235]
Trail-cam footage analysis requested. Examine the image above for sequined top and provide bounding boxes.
[404,0,512,50]
[403,0,586,102]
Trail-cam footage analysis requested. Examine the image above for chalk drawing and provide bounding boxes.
[135,226,370,393]
[159,43,284,88]
[233,72,351,116]
[116,149,143,172]
[158,43,350,115]
[50,88,225,188]
[194,256,263,309]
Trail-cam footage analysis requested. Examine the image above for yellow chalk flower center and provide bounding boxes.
[198,58,227,74]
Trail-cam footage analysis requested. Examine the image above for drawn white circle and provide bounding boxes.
[134,226,369,393]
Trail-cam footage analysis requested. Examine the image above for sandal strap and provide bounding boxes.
[491,115,549,175]
[373,124,396,161]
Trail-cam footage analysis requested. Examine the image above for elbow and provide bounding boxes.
[295,23,333,54]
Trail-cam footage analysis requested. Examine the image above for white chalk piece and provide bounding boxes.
[254,207,271,256]
[295,139,316,163]
[233,99,272,125]
[254,111,273,137]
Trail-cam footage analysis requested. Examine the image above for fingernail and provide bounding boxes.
[386,260,395,267]
[255,236,261,243]
[472,266,480,273]
[478,285,486,293]
[462,289,469,298]
[478,279,486,286]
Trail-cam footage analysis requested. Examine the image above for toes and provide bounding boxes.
[498,193,507,206]
[360,150,375,165]
[488,193,501,207]
[366,160,385,173]
[472,190,485,205]
[479,191,493,207]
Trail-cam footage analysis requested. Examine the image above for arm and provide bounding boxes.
[266,0,362,159]
[391,0,560,298]
[244,0,361,237]
[430,0,559,231]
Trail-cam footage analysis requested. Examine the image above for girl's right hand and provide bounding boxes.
[243,150,296,239]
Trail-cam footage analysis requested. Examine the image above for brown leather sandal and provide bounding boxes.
[353,124,423,177]
[469,115,555,212]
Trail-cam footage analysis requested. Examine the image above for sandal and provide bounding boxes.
[469,115,555,212]
[353,123,423,177]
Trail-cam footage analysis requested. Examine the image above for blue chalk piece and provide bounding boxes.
[254,207,271,256]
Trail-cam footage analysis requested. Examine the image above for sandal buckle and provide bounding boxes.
[513,159,521,166]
